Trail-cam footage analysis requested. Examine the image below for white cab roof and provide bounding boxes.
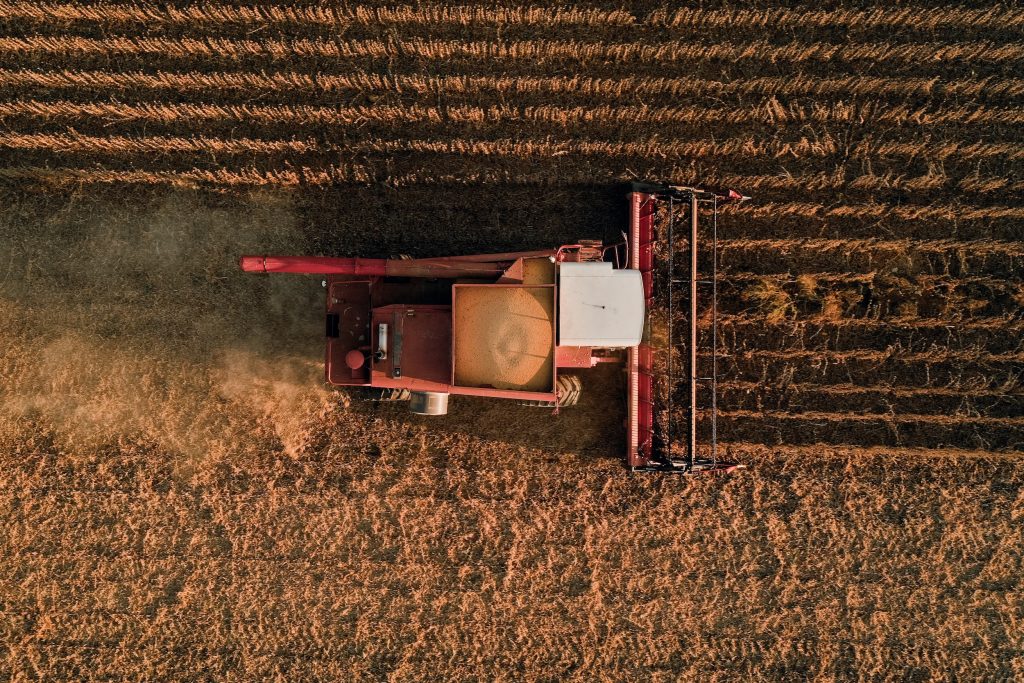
[558,262,644,347]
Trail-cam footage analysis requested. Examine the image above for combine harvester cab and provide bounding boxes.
[240,182,745,474]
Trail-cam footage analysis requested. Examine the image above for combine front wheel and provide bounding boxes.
[518,375,582,408]
[359,388,411,402]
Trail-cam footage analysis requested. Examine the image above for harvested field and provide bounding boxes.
[0,0,1022,680]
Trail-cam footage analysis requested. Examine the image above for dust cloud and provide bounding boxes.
[0,190,337,470]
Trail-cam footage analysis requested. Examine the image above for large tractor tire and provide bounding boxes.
[518,375,582,408]
[358,387,411,402]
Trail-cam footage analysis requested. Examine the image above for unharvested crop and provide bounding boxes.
[0,0,1021,680]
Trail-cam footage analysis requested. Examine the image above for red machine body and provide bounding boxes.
[240,184,745,473]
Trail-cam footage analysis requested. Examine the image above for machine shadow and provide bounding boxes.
[294,183,628,258]
[294,182,632,465]
[344,364,628,465]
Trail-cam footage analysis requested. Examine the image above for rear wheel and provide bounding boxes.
[518,375,582,408]
[357,387,411,402]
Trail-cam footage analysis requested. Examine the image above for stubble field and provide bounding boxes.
[1,1,1022,680]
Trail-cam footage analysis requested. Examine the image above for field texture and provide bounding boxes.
[1,1,1023,680]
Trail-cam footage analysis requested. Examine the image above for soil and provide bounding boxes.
[0,1,1022,680]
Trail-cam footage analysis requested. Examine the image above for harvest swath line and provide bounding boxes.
[717,387,1024,419]
[725,201,1024,222]
[716,349,1024,364]
[3,2,1021,33]
[9,126,1020,163]
[0,163,1012,210]
[1,100,1018,130]
[710,409,1024,426]
[0,2,636,29]
[3,164,1021,201]
[650,6,1024,31]
[721,237,1024,258]
[2,68,1019,103]
[718,380,1024,399]
[2,35,1021,66]
[8,445,1016,492]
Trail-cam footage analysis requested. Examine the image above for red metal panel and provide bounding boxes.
[555,345,594,368]
[627,192,657,468]
[450,385,556,402]
[325,279,372,386]
[240,255,503,278]
[370,305,452,387]
[445,249,557,263]
[370,378,556,403]
[689,193,699,463]
[241,255,388,275]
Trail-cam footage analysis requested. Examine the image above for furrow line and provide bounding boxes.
[716,381,1024,398]
[0,35,1019,66]
[709,409,1024,425]
[0,2,636,28]
[0,68,1018,103]
[652,6,1024,31]
[719,237,1024,257]
[724,201,1024,222]
[2,121,1022,167]
[2,99,1019,128]
[3,165,1022,218]
[4,2,1021,32]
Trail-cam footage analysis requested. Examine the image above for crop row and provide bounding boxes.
[3,124,1015,166]
[4,98,1019,130]
[717,318,1024,355]
[2,161,1021,200]
[714,382,1024,419]
[706,273,1024,320]
[649,7,1024,32]
[1,35,1020,68]
[1,68,1019,104]
[0,1,635,29]
[2,159,1020,244]
[3,162,1021,244]
[717,239,1024,279]
[4,2,1020,33]
[695,410,1023,450]
[693,350,1024,390]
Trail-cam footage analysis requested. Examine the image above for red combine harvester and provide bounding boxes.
[240,183,745,473]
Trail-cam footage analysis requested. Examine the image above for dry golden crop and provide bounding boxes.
[1,0,1022,680]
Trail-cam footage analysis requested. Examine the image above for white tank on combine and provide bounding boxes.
[557,261,644,348]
